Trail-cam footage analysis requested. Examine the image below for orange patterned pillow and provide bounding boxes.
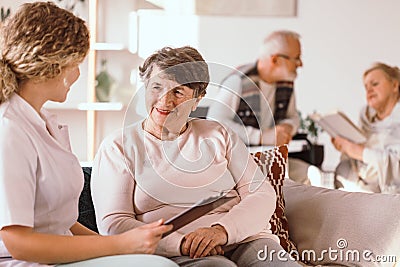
[251,145,297,253]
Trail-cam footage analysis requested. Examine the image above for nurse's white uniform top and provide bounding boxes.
[0,94,83,265]
[0,94,178,267]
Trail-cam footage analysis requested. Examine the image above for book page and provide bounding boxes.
[311,111,366,143]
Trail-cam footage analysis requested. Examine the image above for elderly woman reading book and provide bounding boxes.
[332,62,400,193]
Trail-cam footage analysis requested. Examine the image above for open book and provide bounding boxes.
[309,111,367,144]
[162,193,236,238]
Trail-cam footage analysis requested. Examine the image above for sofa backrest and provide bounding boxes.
[284,180,400,267]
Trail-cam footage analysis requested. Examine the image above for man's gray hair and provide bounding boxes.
[259,30,301,58]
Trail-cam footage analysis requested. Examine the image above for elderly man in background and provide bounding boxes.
[208,30,314,184]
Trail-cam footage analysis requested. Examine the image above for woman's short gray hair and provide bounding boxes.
[139,46,210,98]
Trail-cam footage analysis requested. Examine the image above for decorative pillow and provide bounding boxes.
[251,145,297,253]
[284,180,400,266]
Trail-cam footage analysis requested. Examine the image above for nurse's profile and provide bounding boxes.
[0,2,175,266]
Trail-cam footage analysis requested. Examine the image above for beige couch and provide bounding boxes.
[251,146,400,267]
[283,180,400,267]
[79,147,400,267]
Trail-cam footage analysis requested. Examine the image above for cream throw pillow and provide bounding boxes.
[283,180,400,267]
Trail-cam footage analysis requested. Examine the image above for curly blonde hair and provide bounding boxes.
[0,1,90,104]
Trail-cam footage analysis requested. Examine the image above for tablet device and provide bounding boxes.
[162,194,236,238]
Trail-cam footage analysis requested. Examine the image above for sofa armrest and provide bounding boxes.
[283,179,400,266]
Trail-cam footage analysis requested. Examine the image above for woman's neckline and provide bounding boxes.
[142,119,191,141]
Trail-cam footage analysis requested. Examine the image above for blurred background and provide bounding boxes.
[2,0,399,171]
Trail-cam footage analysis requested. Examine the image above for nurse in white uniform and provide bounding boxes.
[0,2,176,266]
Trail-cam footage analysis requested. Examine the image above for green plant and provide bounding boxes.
[95,59,115,102]
[298,111,322,144]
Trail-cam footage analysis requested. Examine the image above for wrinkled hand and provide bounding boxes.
[181,225,227,258]
[331,136,351,153]
[331,136,364,161]
[275,124,293,146]
[120,219,172,255]
[261,124,293,146]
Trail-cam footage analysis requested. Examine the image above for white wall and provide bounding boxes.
[138,0,400,170]
[192,0,400,170]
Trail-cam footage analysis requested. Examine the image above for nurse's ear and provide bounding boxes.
[392,80,399,94]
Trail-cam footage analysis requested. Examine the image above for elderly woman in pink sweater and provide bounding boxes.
[91,46,301,267]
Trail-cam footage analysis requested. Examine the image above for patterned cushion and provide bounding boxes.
[251,145,297,253]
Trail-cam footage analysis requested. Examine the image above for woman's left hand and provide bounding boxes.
[181,225,228,258]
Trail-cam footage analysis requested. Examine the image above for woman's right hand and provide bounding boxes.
[118,219,172,254]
